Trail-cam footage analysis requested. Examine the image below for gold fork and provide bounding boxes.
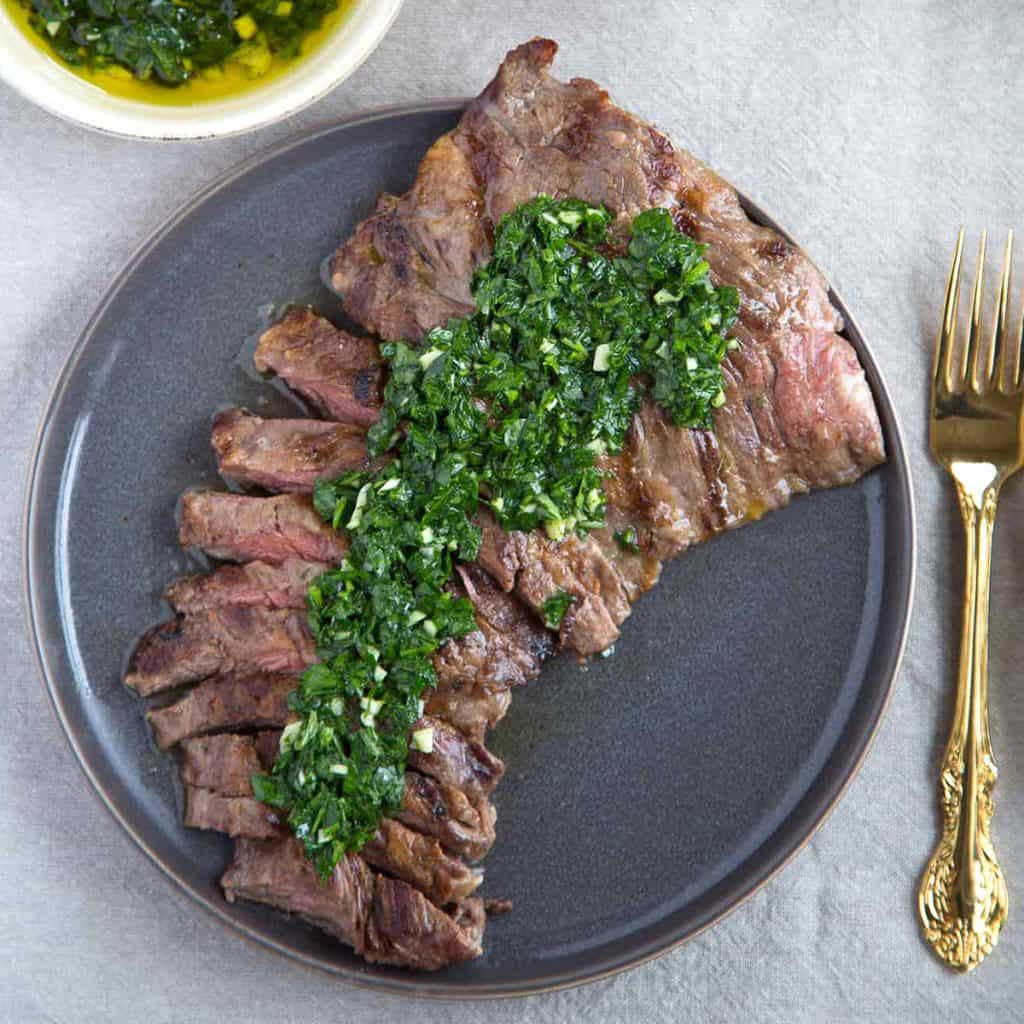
[919,229,1020,971]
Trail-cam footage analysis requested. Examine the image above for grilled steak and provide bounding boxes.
[329,38,885,656]
[330,133,489,341]
[179,732,483,904]
[179,491,349,565]
[358,820,483,905]
[398,771,496,862]
[223,838,484,970]
[255,308,383,426]
[406,717,504,805]
[125,606,316,696]
[164,558,326,613]
[172,492,549,740]
[183,786,285,839]
[128,40,890,971]
[212,407,369,493]
[429,564,553,740]
[179,733,267,795]
[147,672,297,749]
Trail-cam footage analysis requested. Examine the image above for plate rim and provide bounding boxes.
[23,100,917,999]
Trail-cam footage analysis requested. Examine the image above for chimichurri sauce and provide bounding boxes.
[252,196,740,879]
[17,0,340,87]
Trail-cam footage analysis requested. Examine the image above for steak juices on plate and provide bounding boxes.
[125,39,884,970]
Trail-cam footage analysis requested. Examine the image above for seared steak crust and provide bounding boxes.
[146,671,297,750]
[406,717,504,805]
[360,819,483,905]
[255,308,384,426]
[398,770,496,862]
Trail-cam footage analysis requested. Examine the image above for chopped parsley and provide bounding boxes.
[614,527,640,553]
[253,196,738,878]
[542,592,575,630]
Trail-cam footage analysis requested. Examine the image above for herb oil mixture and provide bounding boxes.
[16,0,340,88]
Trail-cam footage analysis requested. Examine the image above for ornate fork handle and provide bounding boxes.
[919,468,1008,971]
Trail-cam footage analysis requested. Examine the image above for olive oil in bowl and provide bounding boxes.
[2,0,353,104]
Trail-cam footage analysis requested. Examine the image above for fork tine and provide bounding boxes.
[993,231,1014,391]
[1017,269,1024,391]
[934,228,965,392]
[964,231,987,391]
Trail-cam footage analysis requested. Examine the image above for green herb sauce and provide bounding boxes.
[252,196,739,878]
[18,0,339,86]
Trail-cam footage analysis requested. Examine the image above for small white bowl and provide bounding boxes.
[0,0,403,139]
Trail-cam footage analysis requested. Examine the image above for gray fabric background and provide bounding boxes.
[3,1,1023,1020]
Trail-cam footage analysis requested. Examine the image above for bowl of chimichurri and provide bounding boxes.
[0,0,402,137]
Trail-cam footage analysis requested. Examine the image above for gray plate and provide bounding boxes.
[24,102,915,998]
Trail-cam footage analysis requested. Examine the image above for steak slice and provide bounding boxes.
[212,408,369,493]
[329,133,486,341]
[179,491,349,565]
[183,786,285,839]
[429,565,554,740]
[179,733,268,795]
[147,671,297,749]
[406,716,504,805]
[224,838,373,952]
[125,606,315,696]
[164,558,326,614]
[398,771,496,862]
[222,837,484,969]
[423,684,509,747]
[368,874,485,970]
[328,38,885,657]
[360,819,484,906]
[255,308,383,426]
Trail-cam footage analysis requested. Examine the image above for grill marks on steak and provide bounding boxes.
[147,671,297,749]
[430,564,553,741]
[327,37,885,656]
[361,820,484,905]
[222,838,484,970]
[212,408,369,493]
[179,491,349,565]
[397,771,496,863]
[255,307,384,426]
[125,605,316,697]
[406,717,504,806]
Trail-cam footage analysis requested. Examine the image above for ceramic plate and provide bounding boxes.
[24,102,915,997]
